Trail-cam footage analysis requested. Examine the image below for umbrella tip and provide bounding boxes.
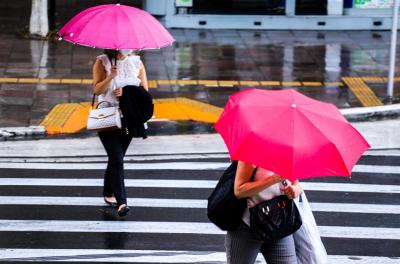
[291,104,297,108]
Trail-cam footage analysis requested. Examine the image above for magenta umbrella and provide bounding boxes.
[57,3,175,50]
[215,88,370,182]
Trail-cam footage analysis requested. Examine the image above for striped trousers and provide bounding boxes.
[225,222,298,264]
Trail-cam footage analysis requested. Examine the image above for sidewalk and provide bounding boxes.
[1,118,399,159]
[1,1,400,137]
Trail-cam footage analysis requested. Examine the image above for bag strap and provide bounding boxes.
[250,167,258,182]
[91,94,96,108]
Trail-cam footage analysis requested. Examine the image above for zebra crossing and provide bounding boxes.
[0,150,399,263]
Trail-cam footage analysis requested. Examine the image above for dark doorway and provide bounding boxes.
[295,0,327,15]
[192,0,286,15]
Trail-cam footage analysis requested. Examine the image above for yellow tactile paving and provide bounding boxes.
[324,82,344,87]
[148,80,157,89]
[198,80,219,86]
[218,81,239,87]
[260,81,280,86]
[281,81,302,86]
[342,77,383,107]
[362,77,386,83]
[82,79,93,84]
[0,78,18,82]
[61,79,82,84]
[157,80,176,85]
[302,82,323,86]
[40,103,81,134]
[239,81,260,86]
[39,78,61,84]
[0,77,398,87]
[18,78,40,83]
[41,98,224,134]
[177,80,199,85]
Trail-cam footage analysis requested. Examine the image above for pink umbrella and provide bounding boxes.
[57,3,174,50]
[214,88,370,182]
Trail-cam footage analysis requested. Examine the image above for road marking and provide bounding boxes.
[0,249,398,264]
[0,178,398,194]
[342,77,383,107]
[1,196,399,214]
[0,220,398,239]
[0,153,229,163]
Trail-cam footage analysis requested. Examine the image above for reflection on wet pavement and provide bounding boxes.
[1,2,400,133]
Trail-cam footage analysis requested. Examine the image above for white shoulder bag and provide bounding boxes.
[86,94,122,131]
[293,192,328,264]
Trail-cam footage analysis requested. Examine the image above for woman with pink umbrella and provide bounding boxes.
[214,88,370,263]
[58,3,174,216]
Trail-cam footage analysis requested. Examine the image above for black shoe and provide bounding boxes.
[117,204,130,217]
[104,197,117,208]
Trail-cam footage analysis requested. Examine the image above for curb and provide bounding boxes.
[340,104,400,121]
[1,104,400,140]
[0,126,46,139]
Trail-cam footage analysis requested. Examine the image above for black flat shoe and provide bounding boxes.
[117,204,130,217]
[104,197,117,208]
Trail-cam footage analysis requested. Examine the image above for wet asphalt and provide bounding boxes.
[1,0,400,134]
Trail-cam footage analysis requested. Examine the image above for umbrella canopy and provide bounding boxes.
[214,88,370,182]
[57,4,175,50]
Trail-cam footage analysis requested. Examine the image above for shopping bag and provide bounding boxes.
[293,192,328,264]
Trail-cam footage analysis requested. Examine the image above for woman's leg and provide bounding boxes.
[98,130,128,206]
[103,165,113,197]
[261,235,298,264]
[225,223,264,264]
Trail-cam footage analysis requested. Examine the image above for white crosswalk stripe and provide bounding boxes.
[0,151,399,263]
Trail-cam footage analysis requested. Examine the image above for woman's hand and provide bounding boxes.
[114,87,122,97]
[282,181,303,200]
[110,65,118,78]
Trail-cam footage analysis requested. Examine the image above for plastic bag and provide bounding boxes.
[293,192,328,264]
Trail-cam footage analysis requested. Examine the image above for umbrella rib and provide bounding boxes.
[296,110,351,176]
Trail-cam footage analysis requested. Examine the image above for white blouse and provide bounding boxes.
[96,54,142,105]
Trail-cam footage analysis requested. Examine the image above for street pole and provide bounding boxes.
[387,0,400,99]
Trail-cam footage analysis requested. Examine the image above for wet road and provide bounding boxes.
[1,1,400,130]
[0,150,399,263]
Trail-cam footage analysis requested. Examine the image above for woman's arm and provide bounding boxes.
[139,62,148,91]
[92,59,116,95]
[234,161,282,199]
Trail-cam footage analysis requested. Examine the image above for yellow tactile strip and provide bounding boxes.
[342,77,383,107]
[0,77,347,88]
[41,98,224,134]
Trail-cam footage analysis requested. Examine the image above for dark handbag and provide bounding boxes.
[250,195,302,242]
[207,162,257,231]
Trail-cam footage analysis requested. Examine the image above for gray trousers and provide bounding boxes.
[225,222,298,264]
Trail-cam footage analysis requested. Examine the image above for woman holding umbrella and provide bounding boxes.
[92,49,148,216]
[57,3,174,217]
[214,88,370,263]
[226,162,303,263]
